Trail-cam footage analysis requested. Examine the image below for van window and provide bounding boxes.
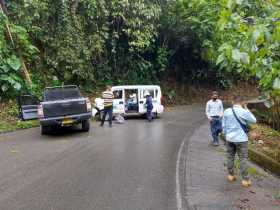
[114,90,123,99]
[147,90,155,98]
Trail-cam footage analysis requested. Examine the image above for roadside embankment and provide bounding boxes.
[219,124,280,177]
[186,123,280,209]
[249,124,280,176]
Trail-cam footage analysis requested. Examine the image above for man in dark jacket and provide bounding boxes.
[145,91,153,122]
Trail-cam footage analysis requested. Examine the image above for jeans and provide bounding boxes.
[226,141,249,180]
[147,110,153,122]
[101,106,113,126]
[210,117,222,143]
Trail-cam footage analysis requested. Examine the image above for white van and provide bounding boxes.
[93,85,164,118]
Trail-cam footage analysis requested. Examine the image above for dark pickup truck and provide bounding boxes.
[19,85,92,135]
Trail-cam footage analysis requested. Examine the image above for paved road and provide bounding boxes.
[0,106,205,210]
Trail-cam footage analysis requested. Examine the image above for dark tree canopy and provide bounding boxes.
[0,0,279,99]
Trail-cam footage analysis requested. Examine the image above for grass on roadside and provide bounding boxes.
[249,124,280,163]
[0,120,39,133]
[234,159,266,179]
[0,100,40,133]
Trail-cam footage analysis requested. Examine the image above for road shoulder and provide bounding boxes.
[184,123,280,210]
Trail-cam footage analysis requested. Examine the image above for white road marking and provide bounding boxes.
[176,137,185,210]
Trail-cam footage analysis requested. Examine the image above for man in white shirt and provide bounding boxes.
[206,91,224,146]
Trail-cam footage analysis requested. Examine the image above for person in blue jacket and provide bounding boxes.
[223,95,257,187]
[145,91,153,122]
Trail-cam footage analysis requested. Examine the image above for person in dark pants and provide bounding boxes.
[210,116,222,144]
[145,91,153,122]
[206,91,224,146]
[223,95,256,187]
[100,86,114,127]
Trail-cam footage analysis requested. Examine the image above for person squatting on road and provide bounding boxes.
[206,91,224,146]
[222,95,257,187]
[145,91,154,122]
[100,86,114,127]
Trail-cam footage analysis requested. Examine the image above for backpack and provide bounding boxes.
[231,108,249,134]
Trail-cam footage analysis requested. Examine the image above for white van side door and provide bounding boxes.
[113,89,125,114]
[138,89,146,114]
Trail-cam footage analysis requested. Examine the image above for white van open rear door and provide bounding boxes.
[138,89,147,114]
[113,89,125,114]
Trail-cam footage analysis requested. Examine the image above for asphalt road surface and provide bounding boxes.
[0,105,205,210]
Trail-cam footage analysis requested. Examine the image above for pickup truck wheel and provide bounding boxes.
[41,125,51,135]
[82,119,90,132]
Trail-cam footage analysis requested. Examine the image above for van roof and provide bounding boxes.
[112,85,161,90]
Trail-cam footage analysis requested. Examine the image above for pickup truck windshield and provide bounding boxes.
[44,87,82,101]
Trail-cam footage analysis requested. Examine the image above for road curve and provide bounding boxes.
[0,105,205,210]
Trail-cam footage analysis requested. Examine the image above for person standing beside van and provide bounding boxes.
[223,95,256,187]
[145,91,153,122]
[206,91,224,146]
[100,86,114,127]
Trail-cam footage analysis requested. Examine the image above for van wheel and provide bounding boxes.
[82,119,90,132]
[41,125,51,135]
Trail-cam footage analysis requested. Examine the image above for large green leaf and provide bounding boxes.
[232,49,250,64]
[240,52,250,64]
[216,54,225,65]
[7,56,21,71]
[273,78,280,89]
[13,82,22,90]
[0,65,10,73]
[1,84,9,92]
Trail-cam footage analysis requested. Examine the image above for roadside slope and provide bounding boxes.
[185,123,280,210]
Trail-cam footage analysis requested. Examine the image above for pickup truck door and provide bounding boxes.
[18,95,40,120]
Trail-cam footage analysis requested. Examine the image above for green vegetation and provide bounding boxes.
[235,158,265,178]
[275,191,280,200]
[247,166,265,178]
[3,0,278,131]
[0,120,39,133]
[0,0,279,136]
[250,124,280,163]
[0,0,279,100]
[1,0,164,99]
[0,100,39,133]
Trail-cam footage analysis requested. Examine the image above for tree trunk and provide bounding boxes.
[0,0,7,14]
[70,0,79,15]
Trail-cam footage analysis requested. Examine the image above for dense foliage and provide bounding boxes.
[1,0,163,98]
[0,0,279,100]
[0,4,38,98]
[169,0,280,98]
